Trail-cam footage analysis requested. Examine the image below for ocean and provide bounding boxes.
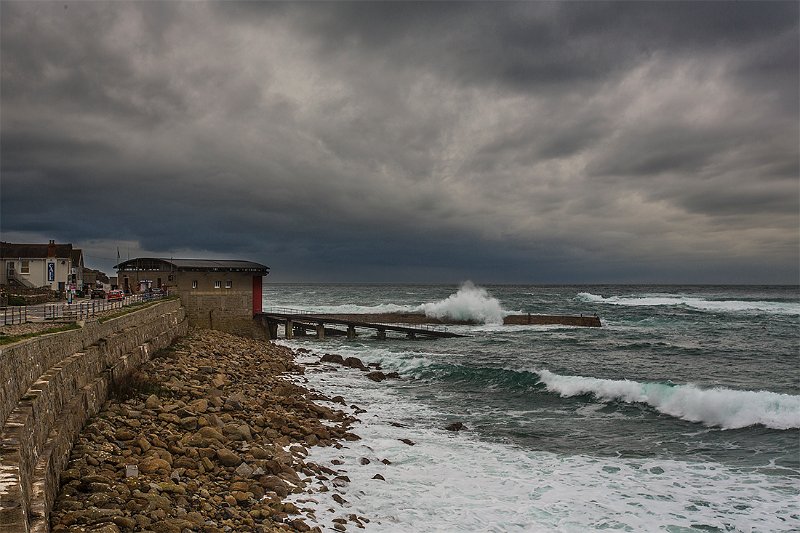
[263,284,800,532]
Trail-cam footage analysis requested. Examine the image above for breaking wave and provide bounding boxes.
[537,369,800,430]
[419,281,507,325]
[298,303,417,314]
[577,292,800,315]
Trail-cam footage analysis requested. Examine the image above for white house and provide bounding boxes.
[0,240,83,293]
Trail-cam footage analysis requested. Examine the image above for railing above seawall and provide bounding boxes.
[0,299,183,435]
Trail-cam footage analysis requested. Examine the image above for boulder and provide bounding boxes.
[343,356,367,370]
[139,457,171,474]
[144,394,161,410]
[114,428,137,441]
[197,426,226,443]
[320,353,344,365]
[223,423,252,441]
[234,462,254,478]
[224,393,246,411]
[216,448,242,467]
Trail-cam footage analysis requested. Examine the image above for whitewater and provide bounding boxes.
[264,283,800,531]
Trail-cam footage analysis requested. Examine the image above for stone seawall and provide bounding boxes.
[0,300,188,533]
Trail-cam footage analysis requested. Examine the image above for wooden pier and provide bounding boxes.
[255,309,466,340]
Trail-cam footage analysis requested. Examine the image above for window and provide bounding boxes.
[192,280,198,289]
[225,280,232,289]
[214,281,221,289]
[20,260,29,274]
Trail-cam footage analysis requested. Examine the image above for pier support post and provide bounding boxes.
[268,320,278,340]
[347,325,356,340]
[294,325,305,337]
[285,319,294,339]
[316,323,325,340]
[376,329,386,340]
[259,316,271,340]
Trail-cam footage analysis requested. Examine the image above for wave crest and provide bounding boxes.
[577,292,800,315]
[537,369,800,430]
[419,281,507,324]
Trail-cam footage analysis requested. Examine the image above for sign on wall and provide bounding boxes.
[47,262,55,282]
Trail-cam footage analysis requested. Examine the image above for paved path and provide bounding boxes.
[1,294,164,325]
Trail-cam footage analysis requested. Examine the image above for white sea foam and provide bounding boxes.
[419,281,507,324]
[577,292,800,315]
[287,348,800,532]
[537,369,800,430]
[264,282,510,324]
[268,302,419,314]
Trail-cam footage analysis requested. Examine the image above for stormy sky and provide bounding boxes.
[1,1,798,283]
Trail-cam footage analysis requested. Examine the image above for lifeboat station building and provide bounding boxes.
[115,258,269,338]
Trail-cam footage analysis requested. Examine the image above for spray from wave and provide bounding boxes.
[577,292,800,315]
[418,281,507,325]
[537,369,800,430]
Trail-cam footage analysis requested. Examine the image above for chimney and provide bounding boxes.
[48,240,56,258]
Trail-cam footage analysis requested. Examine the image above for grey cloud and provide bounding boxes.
[1,1,797,283]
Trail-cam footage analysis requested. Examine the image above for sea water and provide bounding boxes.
[264,284,800,532]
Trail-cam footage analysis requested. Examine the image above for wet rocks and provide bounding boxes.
[320,353,401,384]
[320,353,345,365]
[365,370,401,382]
[50,328,354,533]
[342,357,367,370]
[445,421,466,432]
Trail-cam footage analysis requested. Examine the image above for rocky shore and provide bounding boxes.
[49,328,368,533]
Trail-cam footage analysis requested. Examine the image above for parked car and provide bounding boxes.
[90,288,106,299]
[107,289,124,301]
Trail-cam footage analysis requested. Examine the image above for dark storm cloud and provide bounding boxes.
[1,1,797,282]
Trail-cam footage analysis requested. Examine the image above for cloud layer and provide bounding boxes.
[2,1,798,282]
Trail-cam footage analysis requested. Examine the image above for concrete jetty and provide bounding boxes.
[256,309,466,340]
[256,308,601,340]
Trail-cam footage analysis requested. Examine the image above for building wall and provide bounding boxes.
[117,267,265,339]
[2,258,73,291]
[0,300,187,533]
[175,271,265,339]
[118,268,174,293]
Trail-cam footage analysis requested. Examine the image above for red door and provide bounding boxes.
[252,275,263,314]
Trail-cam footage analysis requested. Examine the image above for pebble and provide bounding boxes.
[49,328,361,532]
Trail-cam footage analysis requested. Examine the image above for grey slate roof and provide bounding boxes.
[114,258,269,273]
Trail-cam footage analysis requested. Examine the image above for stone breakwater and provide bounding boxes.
[49,328,366,533]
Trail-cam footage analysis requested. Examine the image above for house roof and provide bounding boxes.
[0,241,73,259]
[83,267,110,283]
[115,257,269,274]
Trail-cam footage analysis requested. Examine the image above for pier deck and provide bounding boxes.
[255,309,601,340]
[255,309,465,340]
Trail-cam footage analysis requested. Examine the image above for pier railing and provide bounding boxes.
[262,306,452,334]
